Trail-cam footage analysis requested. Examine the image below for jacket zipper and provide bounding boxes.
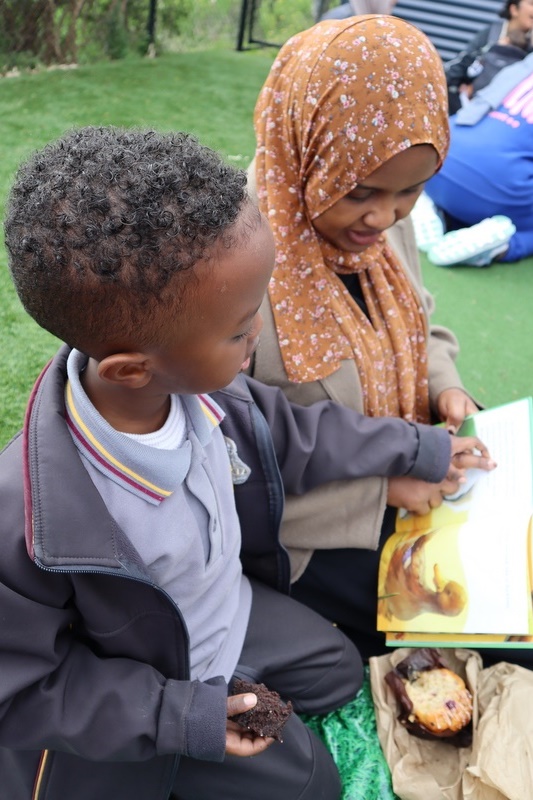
[29,564,187,800]
[32,749,49,800]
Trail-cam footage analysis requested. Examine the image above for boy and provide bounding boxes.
[1,127,491,800]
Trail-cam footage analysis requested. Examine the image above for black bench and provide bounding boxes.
[236,0,504,61]
[393,0,504,61]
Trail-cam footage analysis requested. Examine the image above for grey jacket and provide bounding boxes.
[0,346,451,799]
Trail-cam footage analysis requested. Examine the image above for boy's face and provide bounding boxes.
[147,211,275,395]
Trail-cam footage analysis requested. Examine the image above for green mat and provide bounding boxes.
[302,668,400,800]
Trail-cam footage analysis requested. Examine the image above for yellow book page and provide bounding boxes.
[378,399,533,636]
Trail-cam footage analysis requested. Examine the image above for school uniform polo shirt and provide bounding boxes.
[65,349,252,683]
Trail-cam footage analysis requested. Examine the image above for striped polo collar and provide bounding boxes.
[65,349,225,505]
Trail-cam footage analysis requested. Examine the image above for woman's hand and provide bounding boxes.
[225,692,275,757]
[436,388,478,433]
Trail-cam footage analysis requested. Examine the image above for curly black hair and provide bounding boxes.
[4,126,254,355]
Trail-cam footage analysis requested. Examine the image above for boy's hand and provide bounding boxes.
[448,434,496,478]
[387,475,462,516]
[436,388,478,433]
[225,693,275,757]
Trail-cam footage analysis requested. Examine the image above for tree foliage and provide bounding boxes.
[0,0,192,68]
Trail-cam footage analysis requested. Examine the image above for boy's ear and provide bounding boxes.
[97,353,153,388]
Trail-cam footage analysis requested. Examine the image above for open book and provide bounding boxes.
[377,397,533,649]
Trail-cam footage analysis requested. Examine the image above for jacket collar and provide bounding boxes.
[24,346,150,576]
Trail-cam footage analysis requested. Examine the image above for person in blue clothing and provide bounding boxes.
[0,126,492,800]
[422,55,533,267]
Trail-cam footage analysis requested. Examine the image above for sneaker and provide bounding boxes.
[411,192,445,252]
[427,215,516,268]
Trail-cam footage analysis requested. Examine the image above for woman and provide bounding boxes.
[248,15,479,658]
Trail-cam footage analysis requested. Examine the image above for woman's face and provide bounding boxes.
[312,144,438,253]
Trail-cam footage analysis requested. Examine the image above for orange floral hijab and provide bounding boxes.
[254,15,449,422]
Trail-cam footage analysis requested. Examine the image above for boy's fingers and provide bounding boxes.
[225,722,274,756]
[453,453,497,471]
[464,436,491,457]
[437,478,460,498]
[450,435,493,461]
[226,693,257,718]
[446,466,466,483]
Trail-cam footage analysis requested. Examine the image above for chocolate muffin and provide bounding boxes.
[231,679,293,742]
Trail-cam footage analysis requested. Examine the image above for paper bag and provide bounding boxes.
[370,649,533,800]
[463,662,533,800]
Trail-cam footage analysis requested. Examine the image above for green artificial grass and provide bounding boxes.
[0,49,276,447]
[0,50,274,164]
[421,251,533,409]
[303,669,400,800]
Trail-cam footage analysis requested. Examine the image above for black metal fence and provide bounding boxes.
[236,0,323,50]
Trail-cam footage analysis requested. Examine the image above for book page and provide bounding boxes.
[458,399,532,633]
[377,398,533,636]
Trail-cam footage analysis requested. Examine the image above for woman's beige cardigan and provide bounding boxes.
[247,165,467,581]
